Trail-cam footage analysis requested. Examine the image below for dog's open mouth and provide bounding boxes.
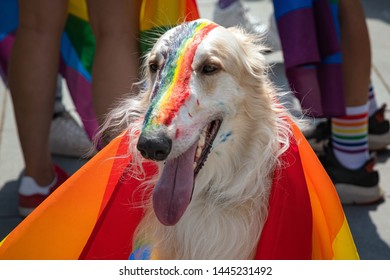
[153,119,222,226]
[194,119,222,176]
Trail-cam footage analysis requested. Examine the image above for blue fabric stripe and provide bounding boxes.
[60,32,91,82]
[332,139,368,147]
[330,3,341,40]
[0,1,19,33]
[323,52,342,64]
[273,0,313,20]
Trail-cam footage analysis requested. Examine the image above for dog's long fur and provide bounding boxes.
[102,20,294,259]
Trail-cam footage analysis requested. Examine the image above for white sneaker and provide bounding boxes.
[213,1,269,37]
[18,165,69,217]
[49,111,96,158]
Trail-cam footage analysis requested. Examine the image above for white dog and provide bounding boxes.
[103,19,294,259]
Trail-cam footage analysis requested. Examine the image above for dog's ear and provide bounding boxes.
[226,26,269,53]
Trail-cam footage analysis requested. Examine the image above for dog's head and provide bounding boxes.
[134,19,270,226]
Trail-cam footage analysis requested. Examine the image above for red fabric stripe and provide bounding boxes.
[337,112,368,120]
[79,162,157,260]
[255,138,313,260]
[185,0,200,20]
[96,133,132,218]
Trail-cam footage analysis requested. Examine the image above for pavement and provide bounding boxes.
[0,0,389,259]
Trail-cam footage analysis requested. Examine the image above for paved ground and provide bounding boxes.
[0,0,389,259]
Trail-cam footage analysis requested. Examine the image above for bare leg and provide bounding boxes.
[9,0,68,186]
[87,0,142,125]
[339,0,371,106]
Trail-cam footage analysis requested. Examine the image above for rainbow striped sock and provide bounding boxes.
[331,104,369,170]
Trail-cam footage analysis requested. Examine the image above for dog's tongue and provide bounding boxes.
[153,143,197,226]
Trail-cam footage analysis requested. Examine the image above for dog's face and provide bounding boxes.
[136,19,266,226]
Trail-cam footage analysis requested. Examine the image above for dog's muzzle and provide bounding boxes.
[137,131,172,161]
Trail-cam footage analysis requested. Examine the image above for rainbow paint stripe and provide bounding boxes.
[143,21,218,129]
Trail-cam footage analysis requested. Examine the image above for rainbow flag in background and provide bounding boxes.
[0,122,359,259]
[273,0,345,118]
[0,0,199,140]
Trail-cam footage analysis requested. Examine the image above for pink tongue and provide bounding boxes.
[153,143,197,226]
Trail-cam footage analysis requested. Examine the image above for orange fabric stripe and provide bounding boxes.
[332,119,367,127]
[290,123,354,259]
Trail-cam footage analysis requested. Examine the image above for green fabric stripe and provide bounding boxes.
[65,14,96,74]
[332,133,367,140]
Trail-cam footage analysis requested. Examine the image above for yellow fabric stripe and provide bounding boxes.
[141,0,182,31]
[332,218,360,260]
[0,236,7,248]
[332,127,367,135]
[68,0,89,21]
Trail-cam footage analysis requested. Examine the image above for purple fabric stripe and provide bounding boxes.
[332,145,368,154]
[0,35,14,80]
[278,8,319,68]
[313,0,340,55]
[286,64,345,117]
[317,64,345,117]
[286,66,323,117]
[60,61,98,140]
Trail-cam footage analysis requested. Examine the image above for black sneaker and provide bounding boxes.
[304,119,331,154]
[319,145,384,205]
[368,104,390,151]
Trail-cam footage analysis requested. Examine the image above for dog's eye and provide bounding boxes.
[201,64,219,75]
[149,63,159,73]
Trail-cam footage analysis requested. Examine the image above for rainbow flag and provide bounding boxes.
[0,0,199,140]
[0,121,359,259]
[273,0,346,118]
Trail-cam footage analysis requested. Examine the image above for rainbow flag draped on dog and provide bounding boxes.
[0,123,358,259]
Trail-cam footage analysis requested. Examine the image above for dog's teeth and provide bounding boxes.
[196,146,202,158]
[193,162,197,170]
[199,134,205,147]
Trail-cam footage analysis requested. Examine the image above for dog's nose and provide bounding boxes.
[137,132,172,161]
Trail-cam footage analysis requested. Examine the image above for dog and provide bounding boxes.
[103,19,295,259]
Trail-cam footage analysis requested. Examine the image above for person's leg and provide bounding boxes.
[322,0,382,204]
[9,0,69,186]
[87,0,142,125]
[339,0,371,107]
[331,0,371,169]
